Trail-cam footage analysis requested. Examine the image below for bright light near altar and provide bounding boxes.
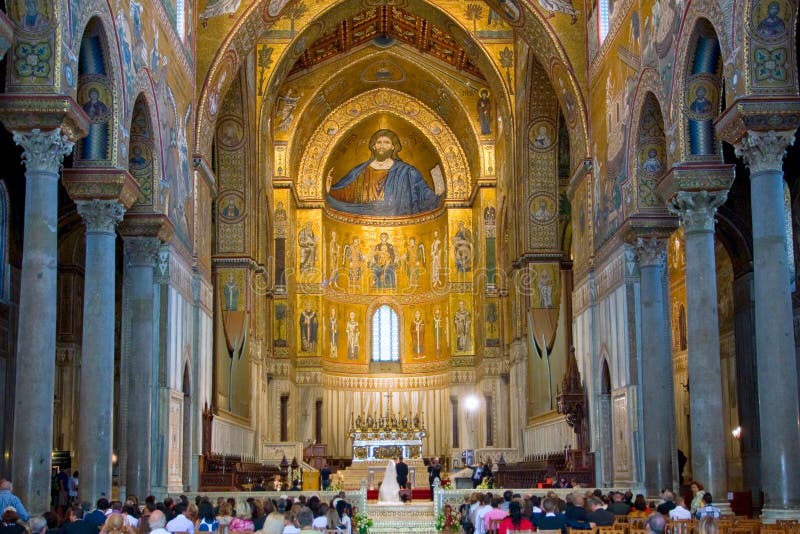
[732,426,742,440]
[464,394,479,411]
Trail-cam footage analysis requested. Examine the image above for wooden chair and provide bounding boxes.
[734,520,762,534]
[667,519,697,534]
[543,529,569,534]
[629,518,648,530]
[760,526,786,534]
[628,527,648,534]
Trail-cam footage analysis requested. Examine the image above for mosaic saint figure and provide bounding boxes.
[538,269,554,308]
[452,221,473,273]
[454,300,472,352]
[404,237,426,288]
[369,232,398,289]
[430,231,443,288]
[642,148,662,173]
[346,311,360,360]
[299,302,318,352]
[433,307,445,354]
[326,129,440,216]
[343,237,364,289]
[329,307,338,359]
[477,89,492,135]
[756,1,786,38]
[411,310,425,357]
[328,231,341,285]
[298,222,318,274]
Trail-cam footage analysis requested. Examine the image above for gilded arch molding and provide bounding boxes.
[295,88,471,202]
[194,0,588,162]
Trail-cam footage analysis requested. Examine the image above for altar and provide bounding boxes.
[349,411,427,462]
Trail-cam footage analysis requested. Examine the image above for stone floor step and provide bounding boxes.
[365,501,436,534]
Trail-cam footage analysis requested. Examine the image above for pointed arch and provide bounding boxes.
[128,92,159,211]
[628,80,669,211]
[75,16,118,166]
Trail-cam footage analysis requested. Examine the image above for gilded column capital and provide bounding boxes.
[12,128,74,175]
[76,199,125,235]
[123,236,161,267]
[734,130,797,176]
[668,190,727,235]
[633,237,667,269]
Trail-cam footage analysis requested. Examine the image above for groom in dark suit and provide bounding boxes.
[395,456,409,489]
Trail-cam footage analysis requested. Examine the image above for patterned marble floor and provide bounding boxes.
[366,500,437,533]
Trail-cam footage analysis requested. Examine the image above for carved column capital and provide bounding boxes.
[633,237,667,269]
[123,236,161,267]
[734,130,797,176]
[12,128,74,175]
[668,190,727,235]
[76,199,125,235]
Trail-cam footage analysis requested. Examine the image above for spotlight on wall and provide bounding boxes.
[464,394,479,412]
[732,426,742,440]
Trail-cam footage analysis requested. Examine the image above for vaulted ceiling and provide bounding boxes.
[288,6,486,80]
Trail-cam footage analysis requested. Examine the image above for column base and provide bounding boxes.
[761,507,800,522]
[716,502,733,517]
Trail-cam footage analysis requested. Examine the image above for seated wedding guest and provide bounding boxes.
[498,501,533,534]
[0,508,27,534]
[628,495,649,518]
[311,504,328,531]
[63,507,96,534]
[166,504,194,534]
[195,501,217,533]
[669,497,692,520]
[280,511,298,534]
[587,498,615,527]
[534,498,566,531]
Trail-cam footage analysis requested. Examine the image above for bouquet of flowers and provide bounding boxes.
[353,511,374,534]
[439,478,453,490]
[435,504,461,532]
[477,476,493,490]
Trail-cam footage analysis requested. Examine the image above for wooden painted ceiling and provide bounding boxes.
[288,6,486,80]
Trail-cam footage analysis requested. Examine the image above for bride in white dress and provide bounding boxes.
[378,459,401,503]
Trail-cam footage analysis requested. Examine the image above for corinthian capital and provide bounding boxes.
[634,237,667,268]
[76,199,125,234]
[734,130,797,175]
[12,128,74,175]
[668,190,727,235]
[123,236,161,267]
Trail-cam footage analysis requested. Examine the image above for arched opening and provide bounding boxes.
[599,357,613,487]
[682,19,723,159]
[371,304,400,362]
[128,95,156,211]
[76,17,114,165]
[182,361,192,491]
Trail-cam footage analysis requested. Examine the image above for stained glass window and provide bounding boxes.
[372,305,399,362]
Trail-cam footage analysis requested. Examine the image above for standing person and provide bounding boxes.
[56,468,70,517]
[689,481,706,515]
[320,463,331,491]
[469,463,484,489]
[395,457,409,490]
[67,473,79,506]
[427,458,442,496]
[378,461,400,504]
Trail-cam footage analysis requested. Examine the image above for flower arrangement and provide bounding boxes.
[434,504,461,532]
[353,511,374,534]
[439,478,453,490]
[476,476,493,490]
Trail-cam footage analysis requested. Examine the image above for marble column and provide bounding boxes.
[735,131,800,520]
[122,236,160,499]
[634,237,675,494]
[10,129,74,514]
[76,200,125,504]
[668,190,728,503]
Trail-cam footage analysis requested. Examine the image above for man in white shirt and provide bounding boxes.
[166,504,195,534]
[669,497,693,520]
[473,494,494,534]
[149,511,171,534]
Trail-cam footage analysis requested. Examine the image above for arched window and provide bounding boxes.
[371,305,399,362]
[598,0,611,44]
[176,0,186,41]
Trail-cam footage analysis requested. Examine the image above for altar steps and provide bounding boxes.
[338,459,429,490]
[365,501,437,534]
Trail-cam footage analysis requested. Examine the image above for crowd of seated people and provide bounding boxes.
[454,483,738,534]
[0,478,358,534]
